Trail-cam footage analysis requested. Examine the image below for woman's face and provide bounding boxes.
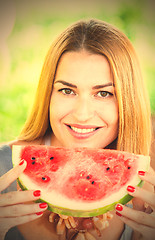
[50,50,119,148]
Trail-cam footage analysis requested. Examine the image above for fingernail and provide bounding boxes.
[116,211,122,217]
[19,160,25,166]
[39,203,48,209]
[33,190,41,197]
[115,204,123,211]
[138,171,145,176]
[36,211,43,216]
[127,185,135,193]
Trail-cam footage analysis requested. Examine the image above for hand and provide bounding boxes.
[0,160,48,240]
[115,170,155,240]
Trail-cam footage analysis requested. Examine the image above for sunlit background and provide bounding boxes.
[0,0,155,143]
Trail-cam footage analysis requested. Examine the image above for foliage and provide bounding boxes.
[0,83,33,142]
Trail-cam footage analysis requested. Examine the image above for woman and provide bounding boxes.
[0,19,154,240]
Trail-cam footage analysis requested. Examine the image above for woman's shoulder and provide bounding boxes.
[0,137,45,161]
[0,142,12,157]
[0,142,12,175]
[0,140,27,149]
[0,142,17,192]
[0,139,34,175]
[1,138,44,149]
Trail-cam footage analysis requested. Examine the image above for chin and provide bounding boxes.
[61,141,109,149]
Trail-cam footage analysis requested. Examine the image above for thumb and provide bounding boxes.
[132,197,145,211]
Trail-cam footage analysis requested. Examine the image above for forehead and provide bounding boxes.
[55,50,113,86]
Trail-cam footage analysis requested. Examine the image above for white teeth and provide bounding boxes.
[71,126,96,133]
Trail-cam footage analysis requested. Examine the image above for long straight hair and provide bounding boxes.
[18,19,152,155]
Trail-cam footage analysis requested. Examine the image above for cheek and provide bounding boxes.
[110,105,119,125]
[49,96,73,124]
[97,101,119,126]
[49,98,62,123]
[110,106,119,128]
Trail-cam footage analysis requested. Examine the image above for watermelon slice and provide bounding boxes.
[12,145,150,217]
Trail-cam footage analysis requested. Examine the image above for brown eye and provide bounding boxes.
[98,91,111,98]
[59,88,74,95]
[64,89,72,94]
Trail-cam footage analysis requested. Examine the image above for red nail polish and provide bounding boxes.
[138,171,145,176]
[116,211,122,217]
[39,203,48,209]
[36,211,43,215]
[19,160,25,166]
[127,185,135,193]
[33,190,41,197]
[116,204,123,211]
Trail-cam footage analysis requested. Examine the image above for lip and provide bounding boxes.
[68,124,100,129]
[65,124,101,139]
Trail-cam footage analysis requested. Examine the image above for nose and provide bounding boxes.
[73,96,94,122]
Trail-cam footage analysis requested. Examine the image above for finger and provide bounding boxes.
[127,185,155,210]
[116,215,155,240]
[0,160,27,192]
[0,202,48,217]
[0,190,41,207]
[0,212,44,234]
[115,204,155,228]
[138,171,155,186]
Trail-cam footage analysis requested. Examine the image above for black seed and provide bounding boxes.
[41,176,50,182]
[32,161,35,165]
[128,166,131,169]
[86,176,90,179]
[106,167,110,171]
[50,157,54,160]
[31,157,36,160]
[91,181,95,184]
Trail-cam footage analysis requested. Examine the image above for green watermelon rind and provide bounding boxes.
[17,178,144,217]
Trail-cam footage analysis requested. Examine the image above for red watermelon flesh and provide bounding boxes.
[12,145,150,217]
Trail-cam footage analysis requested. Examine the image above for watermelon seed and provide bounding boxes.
[106,167,110,171]
[50,157,54,160]
[128,167,131,169]
[91,181,95,184]
[31,157,36,160]
[32,161,35,165]
[86,176,90,179]
[41,176,50,182]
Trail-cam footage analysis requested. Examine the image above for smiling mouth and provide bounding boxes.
[67,125,100,134]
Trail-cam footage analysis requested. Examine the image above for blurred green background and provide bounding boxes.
[0,0,155,143]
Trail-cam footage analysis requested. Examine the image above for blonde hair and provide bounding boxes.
[18,19,152,155]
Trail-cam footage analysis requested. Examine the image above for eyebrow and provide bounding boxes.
[92,82,114,89]
[54,80,77,88]
[54,80,114,89]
